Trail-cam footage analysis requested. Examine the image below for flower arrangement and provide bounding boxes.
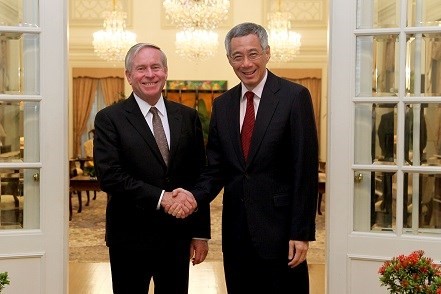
[83,163,95,177]
[0,272,10,293]
[378,250,441,294]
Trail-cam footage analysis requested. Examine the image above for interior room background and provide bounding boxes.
[68,0,329,161]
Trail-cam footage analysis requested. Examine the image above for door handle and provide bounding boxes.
[354,172,363,183]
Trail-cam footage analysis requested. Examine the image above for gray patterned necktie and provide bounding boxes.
[150,107,170,166]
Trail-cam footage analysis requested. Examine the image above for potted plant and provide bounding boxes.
[0,272,10,293]
[378,250,441,294]
[196,98,210,144]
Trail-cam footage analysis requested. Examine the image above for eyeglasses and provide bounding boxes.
[229,51,264,64]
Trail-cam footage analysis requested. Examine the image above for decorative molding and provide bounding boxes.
[72,67,124,78]
[70,0,133,27]
[160,0,234,29]
[264,0,327,28]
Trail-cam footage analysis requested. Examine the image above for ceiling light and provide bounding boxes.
[267,1,301,63]
[163,0,230,30]
[175,28,219,62]
[92,0,137,62]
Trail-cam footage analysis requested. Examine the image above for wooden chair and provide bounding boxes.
[69,159,91,220]
[0,171,23,226]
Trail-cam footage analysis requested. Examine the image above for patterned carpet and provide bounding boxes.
[69,191,325,264]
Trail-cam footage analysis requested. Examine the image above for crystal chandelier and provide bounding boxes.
[267,0,301,63]
[92,0,137,62]
[163,0,230,30]
[163,0,229,61]
[175,28,219,62]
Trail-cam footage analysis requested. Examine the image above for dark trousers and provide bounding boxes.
[108,239,191,294]
[223,251,309,294]
[223,210,309,293]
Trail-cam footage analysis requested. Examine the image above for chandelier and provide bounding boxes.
[267,1,301,63]
[163,0,230,61]
[92,0,137,62]
[175,28,219,62]
[163,0,230,30]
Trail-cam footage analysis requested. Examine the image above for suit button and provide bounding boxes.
[165,177,170,184]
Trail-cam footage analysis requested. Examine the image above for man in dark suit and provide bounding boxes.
[172,22,318,293]
[377,110,395,226]
[93,43,210,294]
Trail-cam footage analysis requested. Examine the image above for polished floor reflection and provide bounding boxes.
[69,261,325,294]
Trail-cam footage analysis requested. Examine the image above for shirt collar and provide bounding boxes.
[134,93,166,117]
[241,69,268,100]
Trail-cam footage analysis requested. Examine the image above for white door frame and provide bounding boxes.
[328,0,441,293]
[0,0,68,293]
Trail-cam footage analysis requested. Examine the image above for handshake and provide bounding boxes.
[161,188,197,219]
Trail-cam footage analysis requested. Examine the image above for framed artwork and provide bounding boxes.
[164,80,228,141]
[166,80,228,91]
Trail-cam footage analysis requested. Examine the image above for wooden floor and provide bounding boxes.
[69,261,325,293]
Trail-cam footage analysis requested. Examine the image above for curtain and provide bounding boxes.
[72,68,125,157]
[285,77,322,145]
[100,77,125,105]
[72,77,98,157]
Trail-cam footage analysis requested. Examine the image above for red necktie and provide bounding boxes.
[241,91,255,160]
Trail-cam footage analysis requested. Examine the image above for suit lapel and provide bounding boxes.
[226,86,244,164]
[247,71,280,163]
[165,100,182,165]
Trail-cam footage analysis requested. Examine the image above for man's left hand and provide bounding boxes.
[190,239,208,265]
[287,240,309,268]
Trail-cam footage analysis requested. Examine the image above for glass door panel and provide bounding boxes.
[0,0,39,26]
[354,170,397,232]
[356,35,400,97]
[0,100,40,231]
[0,33,40,94]
[403,172,441,235]
[0,0,40,231]
[406,33,441,96]
[0,101,39,163]
[0,167,39,229]
[354,0,441,238]
[357,0,400,29]
[423,103,441,166]
[355,103,398,165]
[408,0,441,27]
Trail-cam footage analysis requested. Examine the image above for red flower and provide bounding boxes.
[379,250,441,294]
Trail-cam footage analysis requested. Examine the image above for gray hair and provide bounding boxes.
[224,22,269,56]
[124,43,168,72]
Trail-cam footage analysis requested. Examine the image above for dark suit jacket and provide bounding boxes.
[377,111,395,161]
[377,108,427,163]
[193,70,318,259]
[93,94,210,248]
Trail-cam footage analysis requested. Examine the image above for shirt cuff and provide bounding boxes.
[156,190,165,210]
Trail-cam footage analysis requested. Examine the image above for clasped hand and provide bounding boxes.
[161,188,197,219]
